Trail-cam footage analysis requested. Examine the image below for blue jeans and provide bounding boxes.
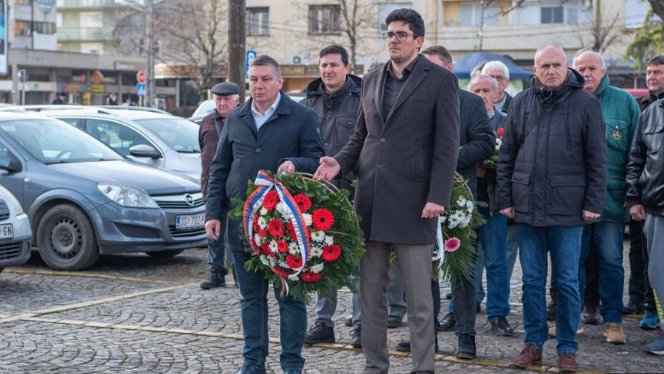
[506,224,519,283]
[231,250,306,371]
[518,224,582,354]
[477,206,510,317]
[579,222,625,323]
[208,237,228,275]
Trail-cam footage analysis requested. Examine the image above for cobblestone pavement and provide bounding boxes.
[0,246,661,373]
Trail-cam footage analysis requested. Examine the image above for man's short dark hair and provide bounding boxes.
[647,55,664,66]
[385,8,425,38]
[250,55,281,77]
[320,44,349,66]
[422,46,452,65]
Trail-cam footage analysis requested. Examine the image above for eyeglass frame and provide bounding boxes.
[382,31,419,41]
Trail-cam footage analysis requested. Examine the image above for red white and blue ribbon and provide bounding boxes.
[243,170,311,293]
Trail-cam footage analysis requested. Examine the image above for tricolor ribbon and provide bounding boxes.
[433,216,445,271]
[243,170,311,294]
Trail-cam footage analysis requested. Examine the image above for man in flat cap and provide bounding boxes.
[199,82,240,289]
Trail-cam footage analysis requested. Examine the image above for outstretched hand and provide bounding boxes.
[314,156,341,181]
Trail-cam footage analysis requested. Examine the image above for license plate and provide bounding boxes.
[0,223,13,239]
[175,213,204,230]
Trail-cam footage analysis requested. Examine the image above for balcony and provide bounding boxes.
[57,27,115,41]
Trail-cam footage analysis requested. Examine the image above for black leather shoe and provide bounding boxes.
[456,334,476,360]
[623,299,644,315]
[303,321,335,344]
[387,317,404,328]
[395,340,411,352]
[438,312,456,331]
[489,316,515,336]
[200,269,226,289]
[583,305,602,325]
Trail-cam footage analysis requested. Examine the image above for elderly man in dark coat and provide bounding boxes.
[496,44,607,372]
[315,8,459,374]
[198,82,240,289]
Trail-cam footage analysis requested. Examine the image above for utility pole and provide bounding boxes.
[228,0,246,102]
[478,0,485,51]
[146,0,155,107]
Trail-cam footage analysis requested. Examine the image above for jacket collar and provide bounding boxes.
[594,75,610,97]
[375,55,430,123]
[532,68,584,104]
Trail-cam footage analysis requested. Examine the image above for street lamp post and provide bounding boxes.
[145,0,155,107]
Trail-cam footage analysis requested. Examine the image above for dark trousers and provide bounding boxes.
[628,219,656,310]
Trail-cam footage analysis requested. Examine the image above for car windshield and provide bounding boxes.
[134,118,200,153]
[0,118,123,164]
[192,100,215,118]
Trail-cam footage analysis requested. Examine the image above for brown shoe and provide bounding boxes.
[603,323,626,344]
[558,352,579,372]
[510,345,542,369]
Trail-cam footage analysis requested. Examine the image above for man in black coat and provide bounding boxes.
[316,9,460,373]
[496,44,607,372]
[394,45,495,359]
[300,44,364,347]
[205,55,324,374]
[198,82,240,289]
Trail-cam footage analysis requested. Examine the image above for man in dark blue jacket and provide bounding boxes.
[205,55,324,374]
[496,44,607,372]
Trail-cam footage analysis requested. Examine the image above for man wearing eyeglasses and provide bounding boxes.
[482,61,512,113]
[315,8,459,374]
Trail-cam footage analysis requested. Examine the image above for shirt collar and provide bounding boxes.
[251,92,282,117]
[387,54,420,79]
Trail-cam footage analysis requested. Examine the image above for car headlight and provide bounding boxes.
[97,184,159,208]
[0,187,25,215]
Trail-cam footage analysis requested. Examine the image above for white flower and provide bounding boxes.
[269,240,279,253]
[311,230,325,242]
[302,213,313,227]
[254,234,262,246]
[257,217,268,229]
[310,263,325,273]
[288,273,300,281]
[260,255,270,266]
[260,207,268,216]
[324,235,334,246]
[288,242,299,254]
[465,200,474,213]
[276,202,290,217]
[310,246,323,257]
[457,197,467,207]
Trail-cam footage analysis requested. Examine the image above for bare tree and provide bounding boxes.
[574,3,623,53]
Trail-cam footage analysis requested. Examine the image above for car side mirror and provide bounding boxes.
[0,154,22,173]
[128,144,162,159]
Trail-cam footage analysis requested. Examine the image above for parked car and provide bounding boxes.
[0,184,32,273]
[39,108,201,182]
[0,112,206,270]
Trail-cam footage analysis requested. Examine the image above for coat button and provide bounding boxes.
[256,148,261,153]
[377,164,382,169]
[380,138,386,143]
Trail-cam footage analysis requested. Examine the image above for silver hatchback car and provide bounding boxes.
[0,112,206,270]
[0,184,32,273]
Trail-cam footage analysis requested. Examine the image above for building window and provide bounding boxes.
[309,4,340,34]
[460,2,499,27]
[15,21,31,36]
[377,3,412,32]
[247,7,269,36]
[80,12,103,28]
[33,22,57,34]
[541,6,564,24]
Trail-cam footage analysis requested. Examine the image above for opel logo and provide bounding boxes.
[184,194,195,206]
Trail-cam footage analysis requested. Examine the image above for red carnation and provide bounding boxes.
[312,208,335,231]
[496,127,505,137]
[293,194,312,212]
[301,272,322,283]
[322,244,342,262]
[261,242,273,256]
[258,228,268,238]
[263,190,280,211]
[272,267,290,278]
[268,219,285,237]
[277,240,289,253]
[285,254,303,269]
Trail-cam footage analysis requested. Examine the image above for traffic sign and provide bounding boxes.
[136,83,146,96]
[245,50,257,79]
[136,70,146,84]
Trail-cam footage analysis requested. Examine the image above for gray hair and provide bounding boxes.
[468,74,499,92]
[572,50,606,70]
[481,60,510,81]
